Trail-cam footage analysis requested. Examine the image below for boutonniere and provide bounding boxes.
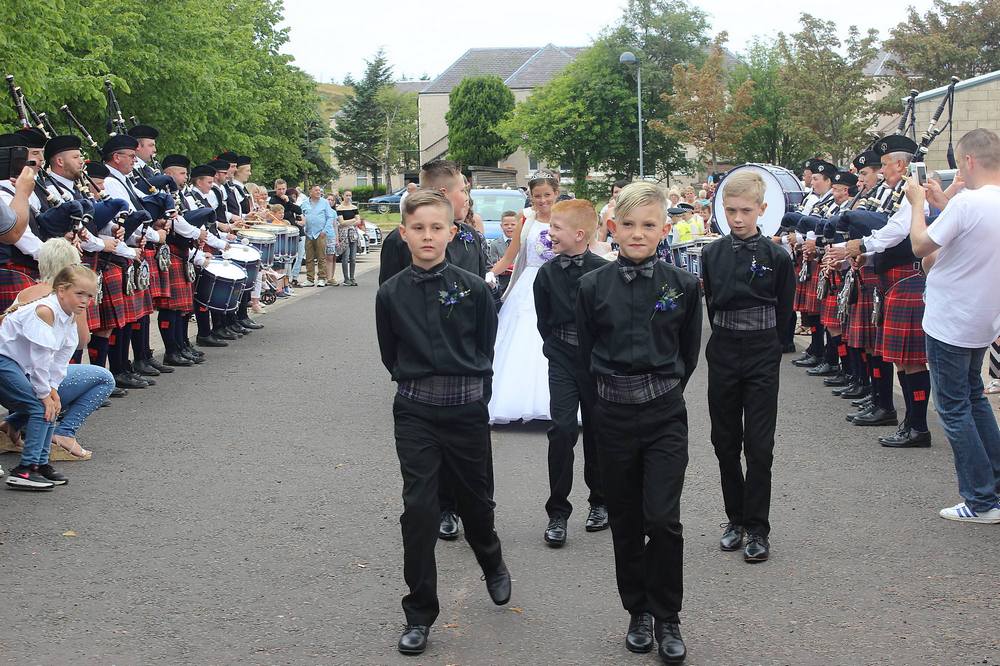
[749,257,772,282]
[458,229,475,248]
[535,229,556,262]
[651,283,683,319]
[438,282,471,318]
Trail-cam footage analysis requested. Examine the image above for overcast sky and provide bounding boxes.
[280,0,937,84]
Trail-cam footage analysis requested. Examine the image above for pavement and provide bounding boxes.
[1,249,999,665]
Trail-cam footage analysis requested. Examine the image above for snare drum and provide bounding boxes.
[223,244,261,291]
[282,226,300,262]
[712,164,806,237]
[194,259,247,312]
[238,228,276,267]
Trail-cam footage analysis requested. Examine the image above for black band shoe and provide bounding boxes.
[846,403,875,422]
[196,335,228,348]
[806,362,839,376]
[180,348,206,363]
[114,373,148,389]
[240,317,264,330]
[164,352,194,367]
[146,357,174,373]
[397,625,429,655]
[133,359,160,376]
[625,612,654,653]
[839,384,870,399]
[791,353,821,367]
[213,330,237,341]
[110,387,128,398]
[823,373,851,387]
[544,517,567,547]
[438,511,460,540]
[720,522,745,551]
[128,372,153,386]
[183,343,205,358]
[584,504,609,532]
[744,533,770,562]
[881,429,932,448]
[852,407,898,427]
[483,560,511,605]
[654,619,687,664]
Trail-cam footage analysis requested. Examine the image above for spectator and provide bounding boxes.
[337,191,360,286]
[324,209,340,287]
[598,179,629,242]
[300,185,336,287]
[486,210,518,295]
[907,128,1000,524]
[399,181,418,212]
[681,185,697,205]
[269,180,305,287]
[667,188,681,207]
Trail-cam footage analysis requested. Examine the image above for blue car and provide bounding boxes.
[470,189,530,239]
[368,187,407,213]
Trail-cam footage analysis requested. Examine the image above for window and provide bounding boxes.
[355,171,369,187]
[528,155,538,171]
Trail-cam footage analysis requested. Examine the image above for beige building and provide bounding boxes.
[418,45,586,187]
[911,70,1000,172]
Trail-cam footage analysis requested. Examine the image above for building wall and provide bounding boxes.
[912,77,1000,171]
[418,93,452,164]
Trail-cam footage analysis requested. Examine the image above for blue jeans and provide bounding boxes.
[925,335,1000,511]
[0,355,56,466]
[290,236,305,281]
[54,364,115,438]
[339,241,357,282]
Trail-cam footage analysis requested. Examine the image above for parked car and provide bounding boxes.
[368,188,406,213]
[470,189,531,239]
[354,220,381,255]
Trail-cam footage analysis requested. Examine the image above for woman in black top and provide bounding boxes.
[337,191,360,286]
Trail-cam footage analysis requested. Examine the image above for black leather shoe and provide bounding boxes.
[791,353,821,367]
[133,359,160,376]
[584,504,609,532]
[183,343,205,358]
[164,352,194,367]
[110,387,128,398]
[806,362,839,376]
[544,517,567,547]
[625,612,654,653]
[823,373,850,387]
[115,373,147,389]
[839,384,870,399]
[483,560,511,605]
[146,357,174,373]
[226,324,246,337]
[397,625,429,655]
[851,394,874,407]
[438,511,459,540]
[197,335,228,348]
[720,523,745,551]
[881,429,932,448]
[213,329,237,341]
[781,343,797,354]
[846,403,875,422]
[129,371,153,386]
[831,381,858,396]
[180,348,205,363]
[654,620,687,664]
[240,317,263,330]
[878,422,909,444]
[744,533,770,562]
[853,407,898,427]
[232,323,251,335]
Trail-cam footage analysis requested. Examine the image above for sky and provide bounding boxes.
[280,0,938,84]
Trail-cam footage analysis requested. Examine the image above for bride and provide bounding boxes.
[486,171,560,424]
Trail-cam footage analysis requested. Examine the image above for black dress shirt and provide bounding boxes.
[534,250,608,342]
[577,257,702,386]
[376,261,497,383]
[700,233,795,332]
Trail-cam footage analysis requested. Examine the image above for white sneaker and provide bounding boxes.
[317,279,327,287]
[299,279,313,287]
[939,502,1000,523]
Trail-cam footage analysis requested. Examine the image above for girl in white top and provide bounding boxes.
[0,264,97,489]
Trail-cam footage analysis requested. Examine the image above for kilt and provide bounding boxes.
[0,266,34,311]
[144,246,170,300]
[846,266,877,349]
[794,259,820,314]
[81,253,102,330]
[129,280,154,321]
[819,272,841,328]
[98,264,128,330]
[154,253,193,312]
[876,265,927,365]
[5,258,40,281]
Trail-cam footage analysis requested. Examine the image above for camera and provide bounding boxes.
[909,161,927,186]
[0,145,30,180]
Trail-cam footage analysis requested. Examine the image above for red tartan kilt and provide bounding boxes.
[129,283,153,320]
[794,260,820,314]
[819,273,841,328]
[6,259,40,281]
[846,266,877,349]
[876,266,927,365]
[0,267,34,311]
[154,254,194,312]
[79,254,102,330]
[144,246,170,300]
[98,264,127,329]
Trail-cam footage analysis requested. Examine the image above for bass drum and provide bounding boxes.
[712,164,805,237]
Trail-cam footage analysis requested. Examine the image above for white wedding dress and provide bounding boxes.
[488,215,554,424]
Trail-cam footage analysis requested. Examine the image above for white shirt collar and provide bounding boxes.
[48,171,76,190]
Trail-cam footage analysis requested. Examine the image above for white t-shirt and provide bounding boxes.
[923,184,1000,348]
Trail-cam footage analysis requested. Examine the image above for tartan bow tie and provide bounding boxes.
[731,235,760,253]
[558,254,585,269]
[618,257,657,283]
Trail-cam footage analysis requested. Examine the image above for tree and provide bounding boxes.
[886,0,1000,87]
[445,76,515,167]
[653,41,757,173]
[777,14,880,164]
[376,87,419,187]
[331,49,393,185]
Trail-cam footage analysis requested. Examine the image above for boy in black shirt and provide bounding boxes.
[577,182,701,664]
[375,190,510,656]
[701,171,795,563]
[533,199,609,547]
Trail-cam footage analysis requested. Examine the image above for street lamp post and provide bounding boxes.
[619,51,644,179]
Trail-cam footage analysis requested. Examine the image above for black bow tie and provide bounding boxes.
[618,257,657,283]
[410,266,446,284]
[731,236,759,253]
[558,254,585,269]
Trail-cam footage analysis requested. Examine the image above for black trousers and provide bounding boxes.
[706,327,781,537]
[545,338,603,519]
[595,386,687,622]
[393,395,503,627]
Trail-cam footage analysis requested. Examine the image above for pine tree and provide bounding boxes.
[332,50,393,185]
[445,76,515,167]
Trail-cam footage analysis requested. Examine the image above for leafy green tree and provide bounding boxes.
[445,76,515,167]
[332,49,393,185]
[376,87,419,186]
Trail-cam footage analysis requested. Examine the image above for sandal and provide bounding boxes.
[986,379,1000,395]
[50,435,92,461]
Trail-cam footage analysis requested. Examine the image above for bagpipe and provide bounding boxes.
[104,79,159,193]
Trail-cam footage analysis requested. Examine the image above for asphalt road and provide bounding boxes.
[1,254,998,666]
